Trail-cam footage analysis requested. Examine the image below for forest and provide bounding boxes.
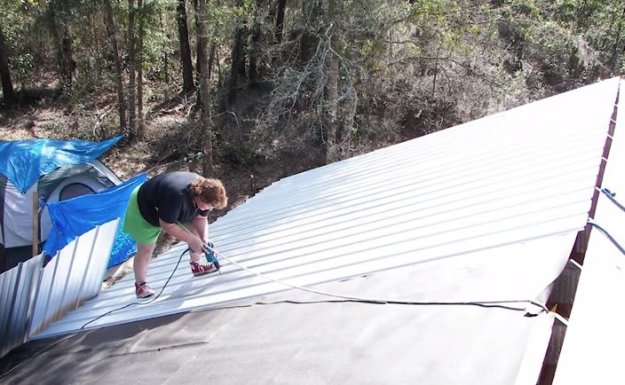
[1,0,624,203]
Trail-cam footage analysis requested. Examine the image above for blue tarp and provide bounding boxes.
[0,135,123,193]
[44,173,147,268]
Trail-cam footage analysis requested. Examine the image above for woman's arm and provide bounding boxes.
[191,215,209,242]
[160,220,205,253]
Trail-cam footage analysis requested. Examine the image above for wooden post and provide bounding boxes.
[32,190,39,257]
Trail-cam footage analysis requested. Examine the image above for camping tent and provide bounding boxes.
[43,172,147,268]
[0,136,122,272]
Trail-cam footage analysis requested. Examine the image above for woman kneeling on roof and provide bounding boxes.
[123,171,228,298]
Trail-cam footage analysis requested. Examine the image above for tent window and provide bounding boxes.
[59,183,95,201]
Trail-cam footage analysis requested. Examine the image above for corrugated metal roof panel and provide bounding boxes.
[552,80,625,384]
[33,77,620,340]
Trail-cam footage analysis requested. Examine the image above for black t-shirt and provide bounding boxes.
[137,171,210,227]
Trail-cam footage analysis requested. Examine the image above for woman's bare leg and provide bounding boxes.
[134,243,156,284]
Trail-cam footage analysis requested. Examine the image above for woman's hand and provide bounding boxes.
[189,237,206,254]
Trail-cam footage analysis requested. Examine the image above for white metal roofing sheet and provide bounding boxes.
[552,80,625,385]
[33,77,619,340]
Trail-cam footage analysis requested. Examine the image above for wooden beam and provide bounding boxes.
[32,190,39,257]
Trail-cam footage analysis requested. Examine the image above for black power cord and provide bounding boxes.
[0,247,193,381]
[601,187,625,213]
[80,247,192,330]
[0,243,550,380]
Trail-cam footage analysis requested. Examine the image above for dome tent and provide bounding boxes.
[0,136,122,272]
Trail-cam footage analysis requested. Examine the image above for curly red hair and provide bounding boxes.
[190,177,228,209]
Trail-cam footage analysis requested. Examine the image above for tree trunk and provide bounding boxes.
[192,0,203,107]
[208,43,216,88]
[47,6,75,96]
[104,0,127,130]
[610,5,625,71]
[249,0,263,86]
[324,44,339,163]
[161,11,171,100]
[270,0,286,65]
[275,0,286,44]
[228,0,247,104]
[228,29,244,103]
[89,11,102,90]
[177,0,195,93]
[299,1,322,65]
[197,0,214,176]
[128,0,137,141]
[0,24,15,102]
[60,33,76,94]
[137,0,145,139]
[324,1,339,163]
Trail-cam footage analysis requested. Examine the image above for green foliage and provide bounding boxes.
[0,0,42,86]
[205,1,244,44]
[136,1,176,79]
[2,0,624,166]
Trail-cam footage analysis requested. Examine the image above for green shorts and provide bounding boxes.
[123,185,161,245]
